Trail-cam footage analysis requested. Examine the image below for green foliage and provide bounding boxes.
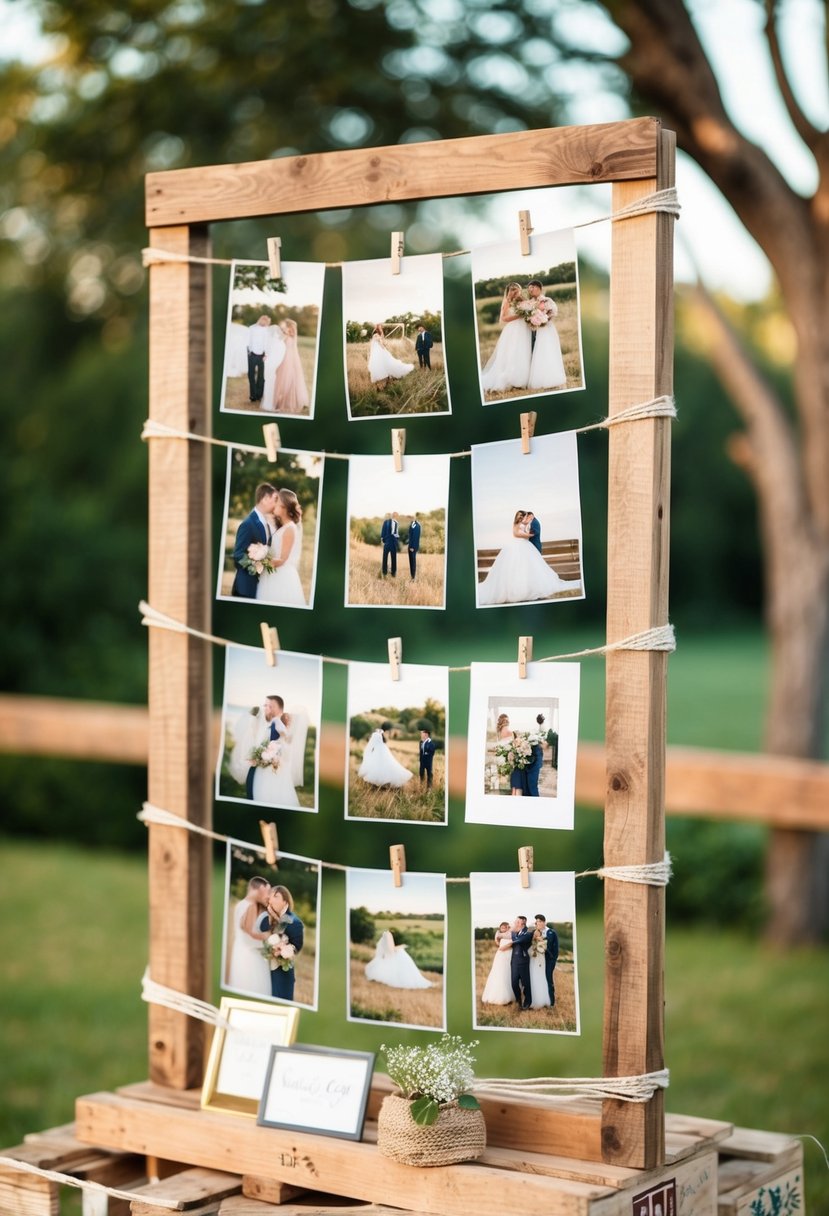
[350,509,445,553]
[228,450,320,520]
[410,1095,440,1125]
[350,905,376,945]
[474,264,576,299]
[349,715,373,743]
[230,302,319,337]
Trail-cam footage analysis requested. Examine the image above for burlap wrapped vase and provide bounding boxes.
[377,1093,486,1167]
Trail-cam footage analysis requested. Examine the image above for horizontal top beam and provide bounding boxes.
[145,117,661,227]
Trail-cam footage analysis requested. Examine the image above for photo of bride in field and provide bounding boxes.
[347,868,446,1030]
[471,229,584,406]
[220,259,324,419]
[346,454,449,609]
[342,252,450,420]
[470,870,579,1035]
[346,660,447,825]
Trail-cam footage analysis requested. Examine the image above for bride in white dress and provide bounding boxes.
[367,324,415,384]
[257,488,306,607]
[227,877,272,995]
[527,292,566,391]
[480,283,532,393]
[528,933,552,1009]
[228,697,305,808]
[478,511,576,607]
[357,727,413,788]
[365,930,432,989]
[481,923,515,1005]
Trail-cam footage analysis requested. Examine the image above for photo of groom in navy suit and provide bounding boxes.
[525,510,542,554]
[231,482,278,598]
[258,884,304,1002]
[418,728,435,788]
[415,324,433,369]
[407,514,421,579]
[509,915,534,1009]
[381,512,399,577]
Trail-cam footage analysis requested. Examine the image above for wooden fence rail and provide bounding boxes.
[1,694,827,831]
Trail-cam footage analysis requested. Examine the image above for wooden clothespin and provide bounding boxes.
[388,637,402,682]
[520,411,537,455]
[518,846,534,889]
[392,428,406,472]
[263,422,281,464]
[267,237,282,279]
[518,636,533,679]
[518,210,533,257]
[260,621,280,667]
[390,844,406,888]
[391,230,404,275]
[260,821,279,867]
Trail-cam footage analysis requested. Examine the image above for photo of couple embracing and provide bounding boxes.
[492,706,558,799]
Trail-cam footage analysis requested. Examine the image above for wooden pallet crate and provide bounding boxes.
[716,1128,804,1216]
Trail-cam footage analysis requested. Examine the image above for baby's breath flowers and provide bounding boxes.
[381,1035,481,1126]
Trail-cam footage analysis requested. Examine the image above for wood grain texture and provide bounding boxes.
[4,696,829,829]
[601,126,675,1169]
[146,226,213,1089]
[145,119,660,227]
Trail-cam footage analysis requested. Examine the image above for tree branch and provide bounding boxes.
[764,0,822,152]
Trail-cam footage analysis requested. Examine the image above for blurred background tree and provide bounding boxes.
[0,0,825,938]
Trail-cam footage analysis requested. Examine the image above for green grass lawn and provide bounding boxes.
[0,837,826,1208]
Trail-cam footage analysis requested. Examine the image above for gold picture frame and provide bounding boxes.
[201,997,300,1117]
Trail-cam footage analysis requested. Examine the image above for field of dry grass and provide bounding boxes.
[223,897,318,1008]
[349,927,445,1028]
[346,340,448,417]
[473,939,577,1033]
[219,505,318,603]
[476,293,583,404]
[347,738,446,823]
[223,335,316,415]
[347,539,444,608]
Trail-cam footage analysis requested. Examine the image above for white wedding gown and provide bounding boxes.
[261,328,287,410]
[358,729,413,787]
[481,938,514,1005]
[481,319,532,392]
[529,949,551,1009]
[257,522,306,606]
[527,318,566,390]
[227,898,271,996]
[226,322,250,378]
[478,533,578,606]
[251,729,300,807]
[365,930,431,989]
[367,335,414,383]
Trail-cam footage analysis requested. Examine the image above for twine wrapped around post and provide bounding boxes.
[377,1093,486,1167]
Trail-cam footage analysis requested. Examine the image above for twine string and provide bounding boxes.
[474,1070,670,1104]
[576,852,672,887]
[0,1157,185,1211]
[140,189,681,271]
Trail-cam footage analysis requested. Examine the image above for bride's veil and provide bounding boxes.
[229,708,263,785]
[375,930,395,959]
[287,707,309,787]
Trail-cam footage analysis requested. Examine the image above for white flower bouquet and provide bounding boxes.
[240,541,276,577]
[381,1034,481,1126]
[494,734,533,776]
[262,931,296,972]
[249,739,282,771]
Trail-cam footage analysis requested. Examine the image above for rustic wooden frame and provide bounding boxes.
[143,117,674,1170]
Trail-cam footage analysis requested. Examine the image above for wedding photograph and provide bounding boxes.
[215,645,322,813]
[342,252,450,420]
[470,870,579,1035]
[465,661,580,830]
[222,840,320,1011]
[345,453,449,609]
[471,228,585,405]
[346,867,446,1031]
[346,660,447,825]
[471,430,585,608]
[216,447,324,609]
[219,258,325,419]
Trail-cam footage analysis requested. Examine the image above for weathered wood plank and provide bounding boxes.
[600,125,675,1169]
[146,225,213,1089]
[145,120,660,227]
[129,1167,240,1213]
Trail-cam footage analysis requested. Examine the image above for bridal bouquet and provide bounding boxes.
[524,730,546,748]
[249,739,282,771]
[262,931,296,971]
[529,934,547,959]
[511,293,556,329]
[239,541,276,577]
[494,735,533,776]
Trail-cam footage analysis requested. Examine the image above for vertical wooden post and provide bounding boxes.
[147,225,213,1088]
[602,128,675,1167]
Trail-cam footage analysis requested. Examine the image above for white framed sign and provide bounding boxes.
[258,1044,375,1140]
[201,997,300,1117]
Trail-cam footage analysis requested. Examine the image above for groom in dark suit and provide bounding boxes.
[510,915,534,1009]
[381,512,399,577]
[415,324,433,369]
[534,914,559,1006]
[407,514,421,579]
[261,884,304,1002]
[231,483,278,598]
[418,728,435,788]
[525,712,545,797]
[525,511,542,554]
